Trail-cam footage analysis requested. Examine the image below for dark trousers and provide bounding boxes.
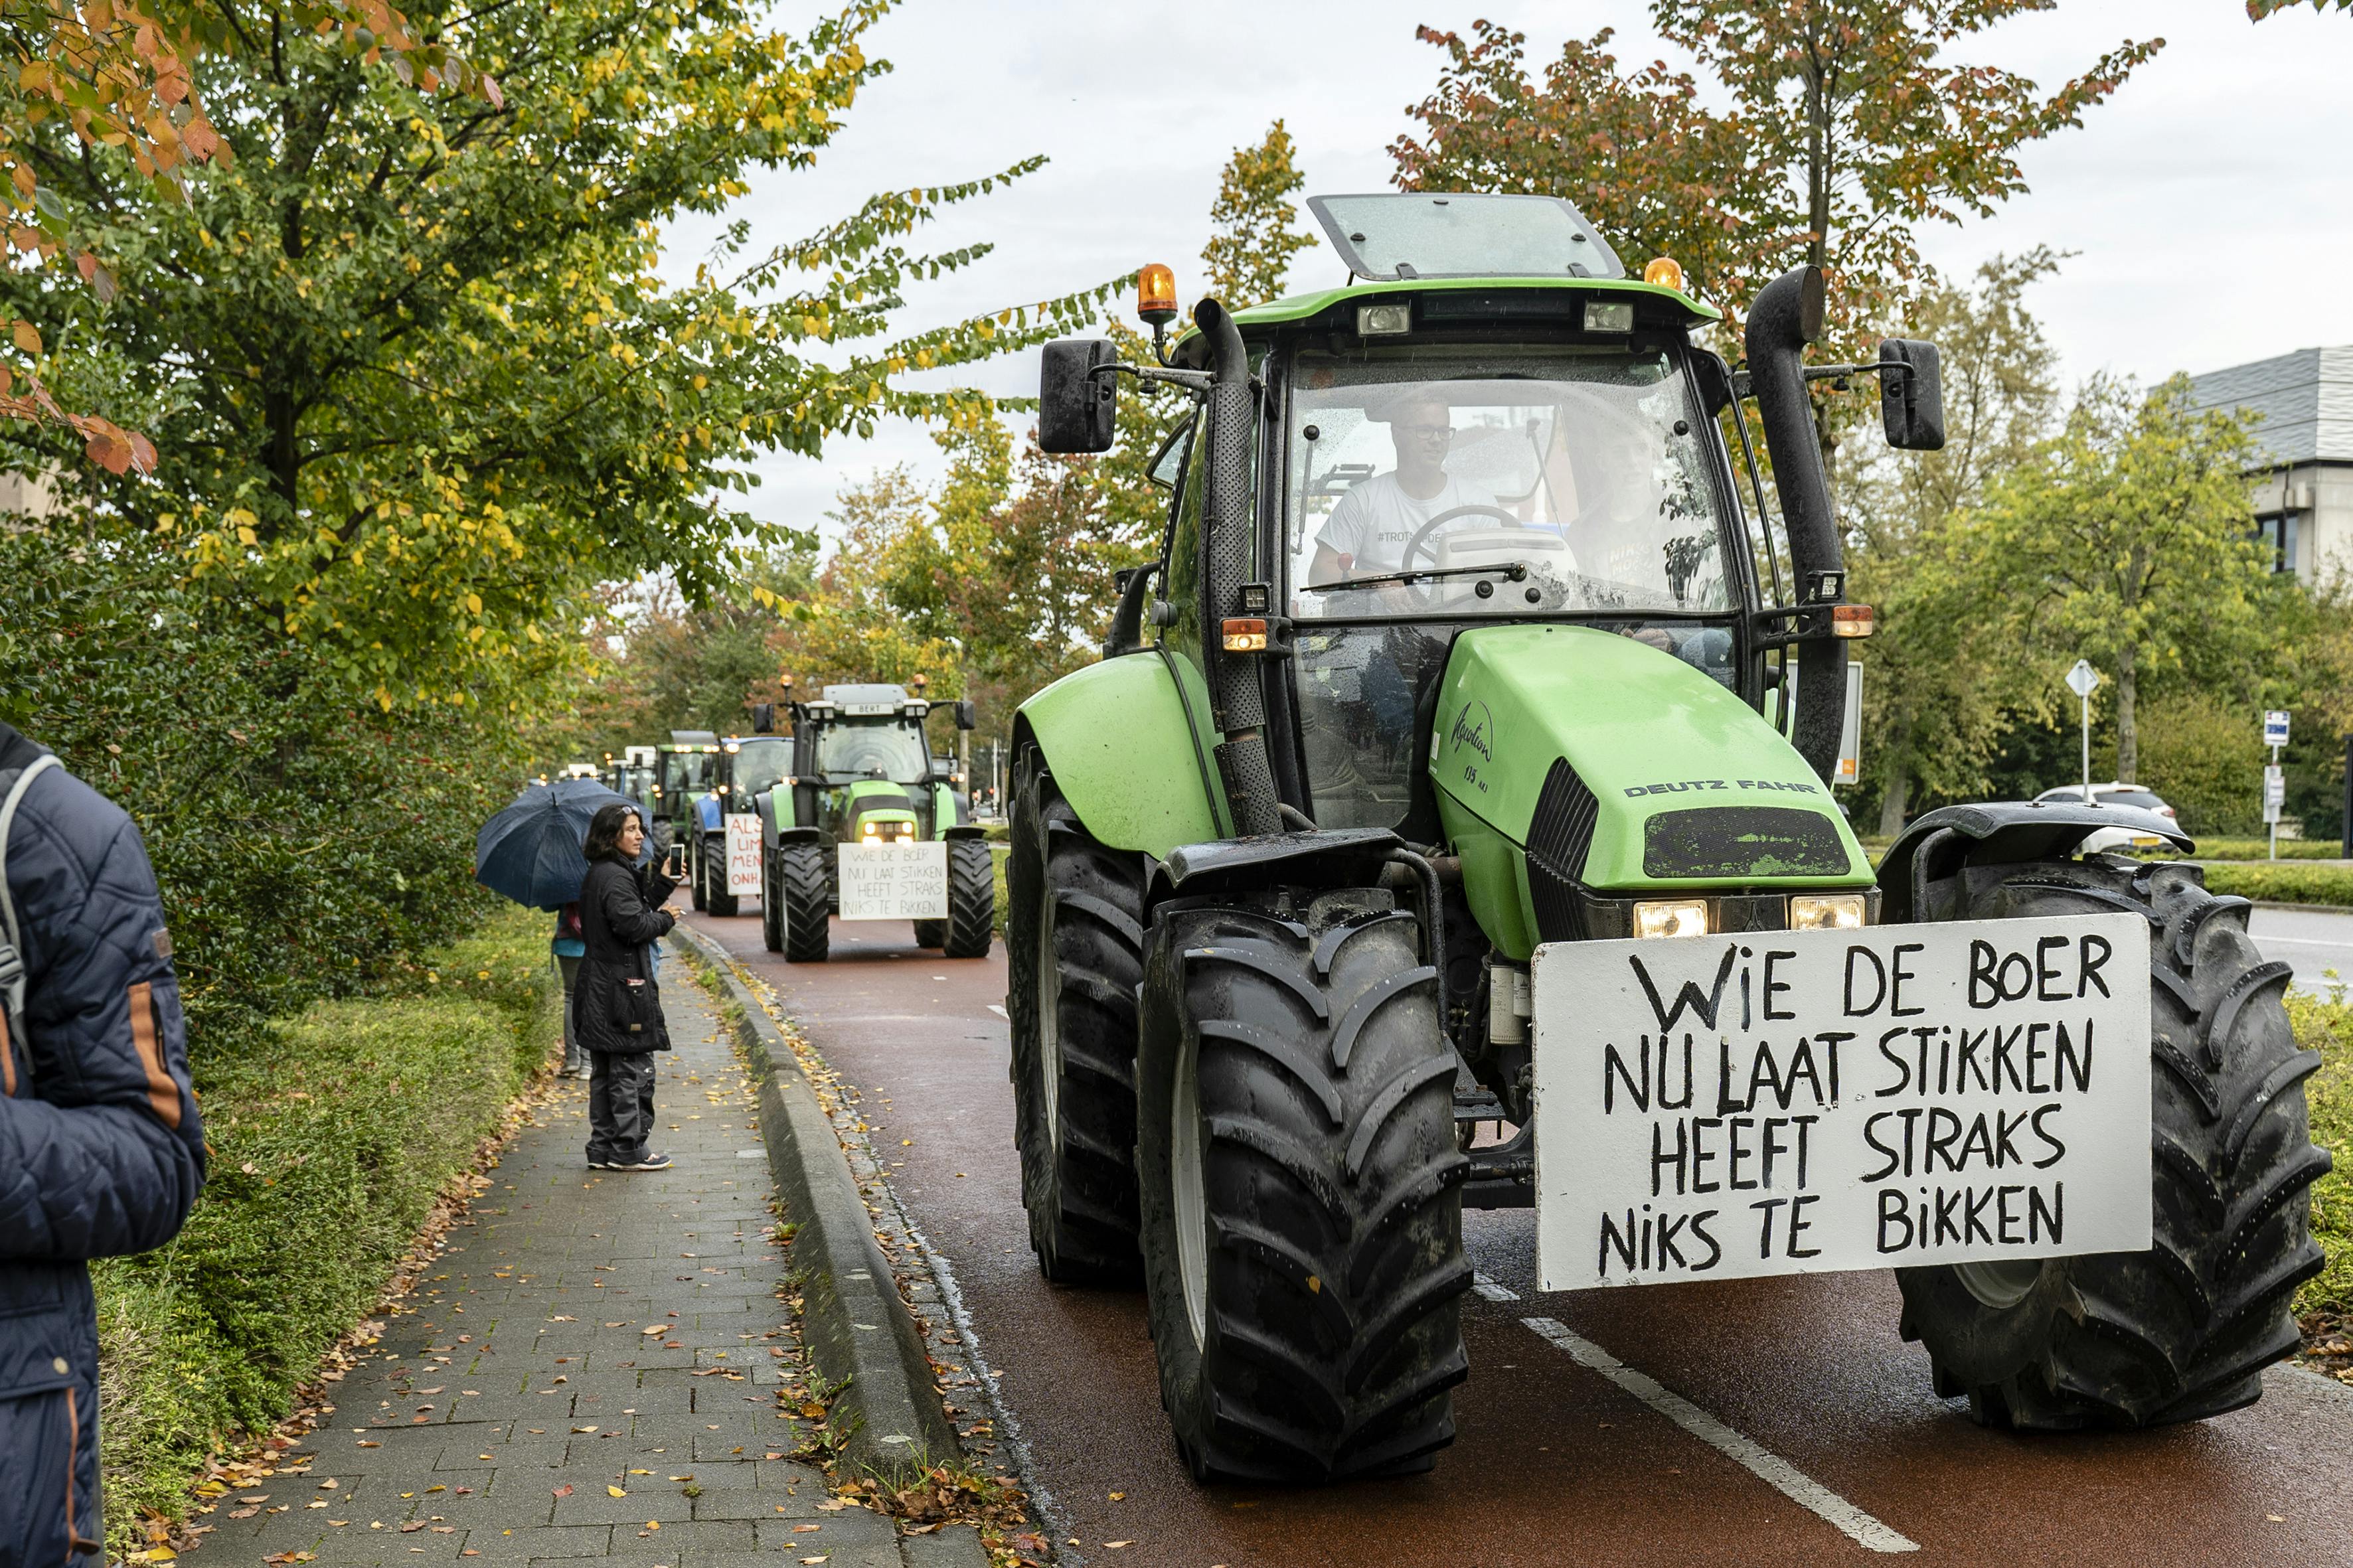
[557,955,584,1071]
[586,1050,656,1164]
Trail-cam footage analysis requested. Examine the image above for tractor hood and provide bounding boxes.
[1427,624,1871,892]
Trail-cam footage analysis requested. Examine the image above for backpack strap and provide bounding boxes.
[0,752,61,1089]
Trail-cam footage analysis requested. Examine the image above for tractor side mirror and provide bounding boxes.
[1879,338,1945,451]
[750,701,775,734]
[1040,338,1117,453]
[953,699,977,731]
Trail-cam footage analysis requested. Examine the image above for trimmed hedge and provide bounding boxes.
[2197,862,2353,907]
[91,905,560,1551]
[2287,990,2353,1327]
[2174,837,2346,862]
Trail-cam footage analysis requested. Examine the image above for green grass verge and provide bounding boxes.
[2287,989,2353,1329]
[2196,862,2353,907]
[2178,837,2345,862]
[992,842,1010,937]
[92,903,561,1553]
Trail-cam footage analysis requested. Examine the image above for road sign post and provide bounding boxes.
[2066,661,2100,801]
[2263,711,2291,860]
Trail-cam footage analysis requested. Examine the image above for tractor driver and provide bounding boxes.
[1306,392,1500,584]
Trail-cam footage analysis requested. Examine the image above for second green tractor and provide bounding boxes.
[749,682,994,961]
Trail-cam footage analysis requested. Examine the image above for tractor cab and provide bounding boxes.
[1006,191,2324,1485]
[608,745,657,812]
[649,730,718,845]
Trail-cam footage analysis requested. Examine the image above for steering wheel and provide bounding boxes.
[1398,504,1540,571]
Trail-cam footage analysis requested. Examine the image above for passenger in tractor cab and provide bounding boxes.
[1305,391,1500,582]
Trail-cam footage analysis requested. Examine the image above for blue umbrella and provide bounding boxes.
[474,778,651,911]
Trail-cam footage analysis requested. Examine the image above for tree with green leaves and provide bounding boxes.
[1392,3,2155,461]
[1846,250,2064,829]
[1201,119,1315,307]
[4,0,1113,709]
[1963,375,2277,783]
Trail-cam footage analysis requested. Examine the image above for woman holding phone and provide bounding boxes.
[574,803,679,1170]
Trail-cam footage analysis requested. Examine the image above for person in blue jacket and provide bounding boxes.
[0,720,206,1565]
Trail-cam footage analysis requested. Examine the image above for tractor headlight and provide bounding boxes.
[1633,900,1710,939]
[1790,894,1868,931]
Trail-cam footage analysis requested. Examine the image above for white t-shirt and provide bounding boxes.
[1316,472,1502,575]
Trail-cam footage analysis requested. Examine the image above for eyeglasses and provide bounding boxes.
[1396,424,1454,443]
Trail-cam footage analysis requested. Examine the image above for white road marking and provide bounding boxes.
[986,1003,1009,1020]
[1520,1316,1919,1555]
[1471,1272,1520,1302]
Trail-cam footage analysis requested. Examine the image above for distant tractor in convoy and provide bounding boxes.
[1007,193,2328,1484]
[605,746,657,813]
[649,732,720,885]
[748,682,993,961]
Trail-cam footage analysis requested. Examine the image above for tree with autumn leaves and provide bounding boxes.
[1392,1,2156,467]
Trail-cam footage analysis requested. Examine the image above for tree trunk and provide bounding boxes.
[1877,767,1911,837]
[2115,646,2138,785]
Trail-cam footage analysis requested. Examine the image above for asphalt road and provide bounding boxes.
[2249,903,2353,997]
[689,907,2353,1568]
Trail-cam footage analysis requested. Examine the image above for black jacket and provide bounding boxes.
[574,855,678,1054]
[0,721,205,1562]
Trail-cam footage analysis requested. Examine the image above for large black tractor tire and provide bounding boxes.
[760,852,785,953]
[688,837,707,911]
[703,834,739,917]
[777,842,831,964]
[1898,857,2330,1429]
[943,839,996,959]
[912,919,947,949]
[1005,756,1147,1283]
[1137,902,1470,1484]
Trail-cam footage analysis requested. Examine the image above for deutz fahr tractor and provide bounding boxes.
[754,682,994,962]
[1008,193,2328,1484]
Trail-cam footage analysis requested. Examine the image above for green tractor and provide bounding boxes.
[648,731,720,882]
[1008,193,2328,1484]
[682,720,796,919]
[752,682,994,961]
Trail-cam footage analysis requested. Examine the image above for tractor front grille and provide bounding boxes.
[1526,757,1600,942]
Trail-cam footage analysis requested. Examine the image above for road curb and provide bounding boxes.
[667,923,965,1486]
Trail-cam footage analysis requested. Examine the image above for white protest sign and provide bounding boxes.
[1532,913,2150,1292]
[724,814,762,896]
[836,840,948,920]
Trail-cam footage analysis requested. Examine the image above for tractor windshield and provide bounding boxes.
[815,721,930,783]
[659,749,713,798]
[1284,344,1730,622]
[730,738,791,797]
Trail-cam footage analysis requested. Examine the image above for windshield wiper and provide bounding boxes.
[1302,563,1530,594]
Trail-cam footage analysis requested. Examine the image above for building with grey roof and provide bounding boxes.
[2188,346,2353,578]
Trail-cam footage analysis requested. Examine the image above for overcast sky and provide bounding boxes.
[663,0,2353,543]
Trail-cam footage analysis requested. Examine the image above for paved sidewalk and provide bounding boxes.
[210,951,895,1568]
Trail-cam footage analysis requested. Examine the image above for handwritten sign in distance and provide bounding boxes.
[1530,913,2151,1292]
[835,840,949,920]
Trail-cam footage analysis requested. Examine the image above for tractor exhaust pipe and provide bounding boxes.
[1194,297,1283,838]
[1744,266,1846,783]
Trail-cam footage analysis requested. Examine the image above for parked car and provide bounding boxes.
[2033,781,2181,852]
